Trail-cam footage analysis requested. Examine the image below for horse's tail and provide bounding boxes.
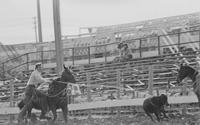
[17,100,24,110]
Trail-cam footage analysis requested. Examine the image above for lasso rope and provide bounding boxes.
[45,87,67,98]
[37,80,70,98]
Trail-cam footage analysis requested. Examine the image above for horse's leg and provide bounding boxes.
[154,112,161,122]
[39,108,51,120]
[61,106,68,124]
[51,107,57,122]
[39,110,48,119]
[38,97,51,120]
[160,106,168,118]
[145,111,154,122]
[27,106,33,119]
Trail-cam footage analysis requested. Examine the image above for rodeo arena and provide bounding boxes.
[1,1,200,125]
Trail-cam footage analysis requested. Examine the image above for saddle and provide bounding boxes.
[37,82,50,94]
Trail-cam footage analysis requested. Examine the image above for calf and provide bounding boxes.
[143,94,169,122]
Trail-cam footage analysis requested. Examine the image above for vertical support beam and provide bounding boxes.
[116,70,121,117]
[148,65,153,95]
[178,33,180,53]
[156,88,159,96]
[53,0,63,74]
[88,47,90,64]
[2,63,5,81]
[139,39,142,58]
[72,48,75,65]
[86,72,92,119]
[10,80,14,107]
[136,91,139,98]
[86,73,92,102]
[131,91,135,99]
[158,36,161,56]
[117,70,120,99]
[26,53,29,71]
[104,45,107,63]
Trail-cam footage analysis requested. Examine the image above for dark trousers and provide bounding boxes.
[18,85,36,120]
[24,85,36,104]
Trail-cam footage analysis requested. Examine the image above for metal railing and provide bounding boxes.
[0,29,200,80]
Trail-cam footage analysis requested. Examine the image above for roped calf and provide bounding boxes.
[143,94,169,122]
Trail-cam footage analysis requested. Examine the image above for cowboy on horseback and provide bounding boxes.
[24,63,49,104]
[18,63,51,121]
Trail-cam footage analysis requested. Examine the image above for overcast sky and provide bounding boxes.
[0,0,200,45]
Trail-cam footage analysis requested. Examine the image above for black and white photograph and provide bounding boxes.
[0,0,200,124]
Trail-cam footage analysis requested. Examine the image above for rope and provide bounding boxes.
[36,80,69,98]
[46,87,67,98]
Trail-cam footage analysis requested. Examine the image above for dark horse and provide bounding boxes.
[176,63,200,106]
[17,65,76,123]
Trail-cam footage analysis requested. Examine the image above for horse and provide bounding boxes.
[17,65,76,123]
[176,63,200,107]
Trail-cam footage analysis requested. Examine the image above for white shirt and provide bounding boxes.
[27,70,47,86]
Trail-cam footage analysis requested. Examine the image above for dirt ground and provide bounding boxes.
[11,113,200,125]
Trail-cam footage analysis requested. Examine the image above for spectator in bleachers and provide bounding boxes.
[117,41,133,61]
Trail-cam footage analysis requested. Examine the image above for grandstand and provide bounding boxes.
[0,12,200,123]
[0,12,199,64]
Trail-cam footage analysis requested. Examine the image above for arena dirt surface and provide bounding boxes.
[12,113,200,125]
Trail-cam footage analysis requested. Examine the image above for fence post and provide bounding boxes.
[131,91,135,99]
[139,39,142,58]
[86,72,92,119]
[148,65,153,96]
[10,80,14,107]
[72,48,75,65]
[88,47,90,64]
[86,73,92,102]
[116,70,121,117]
[158,36,161,56]
[178,33,180,52]
[9,80,14,124]
[2,63,5,81]
[156,88,159,96]
[117,70,121,99]
[104,45,107,63]
[26,53,29,71]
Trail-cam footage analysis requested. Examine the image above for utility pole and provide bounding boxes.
[33,17,38,43]
[53,0,64,74]
[37,0,43,43]
[37,0,43,63]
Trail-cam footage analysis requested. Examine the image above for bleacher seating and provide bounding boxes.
[0,12,200,106]
[0,52,198,105]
